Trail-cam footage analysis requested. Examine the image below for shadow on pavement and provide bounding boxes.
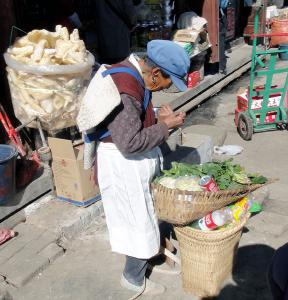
[158,222,276,300]
[212,243,275,300]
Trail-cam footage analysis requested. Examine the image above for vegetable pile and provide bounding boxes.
[155,159,267,190]
[158,176,203,191]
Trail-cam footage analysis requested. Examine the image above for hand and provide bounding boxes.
[157,105,173,122]
[161,111,186,129]
[130,24,139,33]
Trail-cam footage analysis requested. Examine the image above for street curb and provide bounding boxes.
[25,195,104,242]
[59,200,104,241]
[0,197,104,291]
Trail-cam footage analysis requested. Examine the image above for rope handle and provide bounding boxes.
[9,26,27,47]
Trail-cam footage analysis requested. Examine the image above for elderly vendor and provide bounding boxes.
[79,40,190,297]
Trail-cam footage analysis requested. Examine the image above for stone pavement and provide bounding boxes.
[1,60,287,299]
[0,223,62,288]
[9,216,198,300]
[0,195,103,299]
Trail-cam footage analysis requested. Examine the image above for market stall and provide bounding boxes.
[0,0,270,117]
[131,1,212,88]
[129,0,268,112]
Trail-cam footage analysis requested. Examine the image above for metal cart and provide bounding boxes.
[235,0,288,140]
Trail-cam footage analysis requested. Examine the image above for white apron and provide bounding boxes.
[97,142,162,259]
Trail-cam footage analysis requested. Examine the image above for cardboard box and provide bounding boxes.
[173,29,199,43]
[237,89,282,111]
[48,137,101,207]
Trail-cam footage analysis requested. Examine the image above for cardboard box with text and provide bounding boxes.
[48,137,101,207]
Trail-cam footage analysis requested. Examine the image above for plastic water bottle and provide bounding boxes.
[191,208,234,231]
[230,196,252,221]
[191,195,256,231]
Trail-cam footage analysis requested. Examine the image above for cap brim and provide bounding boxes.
[171,75,187,92]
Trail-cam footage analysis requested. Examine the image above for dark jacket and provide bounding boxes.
[94,0,136,64]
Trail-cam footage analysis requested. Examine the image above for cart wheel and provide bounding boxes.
[237,112,253,141]
[276,122,287,130]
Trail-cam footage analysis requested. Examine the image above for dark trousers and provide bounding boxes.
[219,14,227,71]
[123,256,148,286]
[267,243,288,300]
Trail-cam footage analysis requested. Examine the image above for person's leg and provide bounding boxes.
[123,256,148,287]
[219,14,227,73]
[267,262,285,300]
[267,243,288,300]
[121,255,166,295]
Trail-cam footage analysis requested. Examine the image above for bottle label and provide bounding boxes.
[231,197,249,221]
[199,176,220,192]
[198,213,217,230]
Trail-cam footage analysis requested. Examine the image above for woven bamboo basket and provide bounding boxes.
[174,213,250,297]
[152,182,265,225]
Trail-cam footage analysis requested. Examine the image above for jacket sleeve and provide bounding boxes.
[106,0,137,28]
[122,0,137,27]
[107,94,169,155]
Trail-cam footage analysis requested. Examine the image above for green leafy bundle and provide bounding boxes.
[155,159,267,190]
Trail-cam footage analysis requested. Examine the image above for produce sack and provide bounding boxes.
[4,25,95,131]
[270,17,288,46]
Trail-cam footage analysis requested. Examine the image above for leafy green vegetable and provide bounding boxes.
[248,174,267,184]
[232,171,250,184]
[154,159,267,190]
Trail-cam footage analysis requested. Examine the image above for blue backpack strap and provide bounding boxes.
[102,67,144,87]
[143,89,151,110]
[84,128,111,143]
[102,66,151,110]
[85,67,152,142]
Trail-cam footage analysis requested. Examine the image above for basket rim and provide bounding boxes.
[152,178,275,195]
[174,213,251,240]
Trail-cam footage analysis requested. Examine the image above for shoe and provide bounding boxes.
[120,274,144,293]
[219,69,227,75]
[142,278,166,295]
[148,263,181,275]
[120,275,166,296]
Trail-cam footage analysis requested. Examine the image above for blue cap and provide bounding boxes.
[147,40,190,92]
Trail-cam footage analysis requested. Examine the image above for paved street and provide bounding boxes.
[3,60,288,300]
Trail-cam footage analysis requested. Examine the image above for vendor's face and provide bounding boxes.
[143,68,172,92]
